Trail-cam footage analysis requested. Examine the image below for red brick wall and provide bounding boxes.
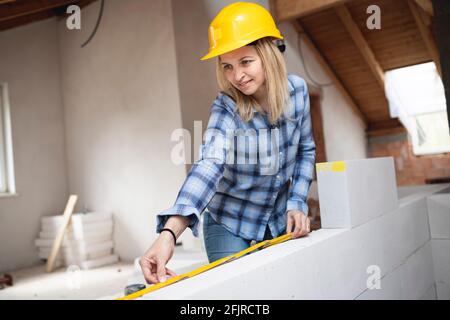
[369,134,450,186]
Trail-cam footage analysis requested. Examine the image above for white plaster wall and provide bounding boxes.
[0,19,69,272]
[58,0,187,261]
[279,22,368,161]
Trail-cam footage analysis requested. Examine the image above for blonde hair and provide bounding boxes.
[216,37,291,125]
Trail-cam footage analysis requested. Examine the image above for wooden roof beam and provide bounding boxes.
[367,119,406,137]
[272,0,350,22]
[408,0,442,78]
[414,0,434,16]
[292,20,368,127]
[0,0,78,22]
[335,4,385,90]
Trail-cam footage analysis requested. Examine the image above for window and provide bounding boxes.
[0,83,16,195]
[413,110,450,155]
[385,62,450,156]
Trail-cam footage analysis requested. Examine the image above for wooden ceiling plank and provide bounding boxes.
[416,2,432,27]
[292,19,368,127]
[268,0,278,20]
[368,119,404,130]
[0,9,54,32]
[0,0,97,32]
[334,4,385,90]
[414,0,434,16]
[0,0,77,22]
[408,0,442,78]
[274,0,350,22]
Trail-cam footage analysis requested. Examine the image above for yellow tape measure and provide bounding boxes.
[116,233,293,300]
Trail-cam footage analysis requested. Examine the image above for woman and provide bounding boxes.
[140,2,316,285]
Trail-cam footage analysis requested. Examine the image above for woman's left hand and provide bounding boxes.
[286,210,310,239]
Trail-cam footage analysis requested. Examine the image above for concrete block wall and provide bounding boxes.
[140,193,439,299]
[133,159,449,300]
[428,191,450,299]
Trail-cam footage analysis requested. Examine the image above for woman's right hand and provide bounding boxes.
[139,232,177,284]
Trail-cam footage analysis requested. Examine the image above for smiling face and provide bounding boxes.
[219,45,266,100]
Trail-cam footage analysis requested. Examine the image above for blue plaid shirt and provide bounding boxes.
[157,74,316,241]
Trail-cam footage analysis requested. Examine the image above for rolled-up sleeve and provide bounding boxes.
[156,102,236,237]
[286,80,316,216]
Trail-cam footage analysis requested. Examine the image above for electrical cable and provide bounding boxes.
[81,0,105,48]
[296,31,334,88]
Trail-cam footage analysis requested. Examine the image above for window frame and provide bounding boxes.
[410,110,450,156]
[0,82,16,196]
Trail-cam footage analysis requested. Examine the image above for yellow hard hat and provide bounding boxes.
[200,2,283,61]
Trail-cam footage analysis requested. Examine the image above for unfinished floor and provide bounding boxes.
[0,247,208,300]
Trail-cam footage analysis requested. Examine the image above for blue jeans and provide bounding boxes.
[202,209,276,263]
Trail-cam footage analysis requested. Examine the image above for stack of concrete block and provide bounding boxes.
[427,189,450,300]
[35,212,119,270]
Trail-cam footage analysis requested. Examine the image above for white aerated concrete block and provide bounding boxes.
[39,228,112,240]
[41,212,113,240]
[356,265,403,300]
[198,245,322,300]
[427,194,450,239]
[431,239,450,284]
[79,254,119,270]
[38,248,112,262]
[359,241,435,300]
[381,198,431,273]
[41,212,112,226]
[400,242,435,300]
[41,221,113,239]
[379,207,404,274]
[38,240,114,255]
[35,235,111,248]
[407,200,432,253]
[36,212,116,270]
[421,284,437,300]
[316,157,398,229]
[315,218,385,299]
[292,228,346,247]
[436,282,450,300]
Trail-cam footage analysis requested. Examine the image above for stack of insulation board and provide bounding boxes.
[35,212,119,270]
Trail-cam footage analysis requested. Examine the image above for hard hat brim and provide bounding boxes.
[200,33,283,61]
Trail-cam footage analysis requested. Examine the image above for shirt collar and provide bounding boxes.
[287,74,295,94]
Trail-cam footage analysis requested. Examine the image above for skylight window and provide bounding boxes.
[385,62,449,155]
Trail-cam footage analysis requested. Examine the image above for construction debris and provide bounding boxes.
[0,274,13,290]
[36,211,118,270]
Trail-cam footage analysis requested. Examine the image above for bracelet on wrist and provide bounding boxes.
[160,228,177,246]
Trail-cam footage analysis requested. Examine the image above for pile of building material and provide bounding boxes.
[35,212,118,270]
